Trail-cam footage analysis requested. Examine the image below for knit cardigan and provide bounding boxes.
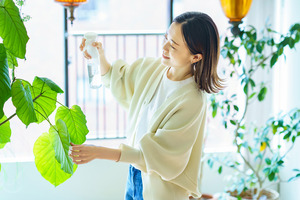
[101,57,207,199]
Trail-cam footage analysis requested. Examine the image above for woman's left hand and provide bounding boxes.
[69,142,99,165]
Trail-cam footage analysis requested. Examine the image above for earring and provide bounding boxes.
[193,62,198,71]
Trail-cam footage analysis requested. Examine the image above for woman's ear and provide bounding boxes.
[191,53,202,64]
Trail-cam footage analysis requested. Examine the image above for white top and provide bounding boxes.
[134,68,194,146]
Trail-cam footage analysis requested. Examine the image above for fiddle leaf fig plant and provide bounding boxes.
[0,0,89,186]
[207,23,300,199]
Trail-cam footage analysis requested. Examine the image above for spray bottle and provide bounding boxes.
[84,32,102,88]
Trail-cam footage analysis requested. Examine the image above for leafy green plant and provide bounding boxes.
[0,0,89,186]
[207,23,300,199]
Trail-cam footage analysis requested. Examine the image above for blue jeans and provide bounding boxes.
[125,165,143,200]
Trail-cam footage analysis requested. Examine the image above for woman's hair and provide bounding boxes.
[173,12,224,93]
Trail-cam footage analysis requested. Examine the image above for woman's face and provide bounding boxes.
[161,22,195,71]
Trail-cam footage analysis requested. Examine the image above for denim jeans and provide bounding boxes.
[125,165,144,200]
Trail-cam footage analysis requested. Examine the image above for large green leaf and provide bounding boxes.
[0,115,11,148]
[50,119,73,174]
[55,105,89,145]
[0,0,29,58]
[0,44,11,119]
[33,132,77,187]
[31,77,58,124]
[11,79,37,126]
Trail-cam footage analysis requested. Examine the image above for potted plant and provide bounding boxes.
[0,0,88,186]
[206,22,300,199]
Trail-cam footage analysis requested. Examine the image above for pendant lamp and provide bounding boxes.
[55,0,87,24]
[219,0,253,36]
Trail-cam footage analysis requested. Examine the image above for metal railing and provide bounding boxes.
[67,31,165,139]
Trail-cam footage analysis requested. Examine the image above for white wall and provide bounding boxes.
[0,158,232,199]
[0,160,128,200]
[246,0,300,199]
[274,0,300,199]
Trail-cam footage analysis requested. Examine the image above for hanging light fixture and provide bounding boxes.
[55,0,87,25]
[219,0,253,36]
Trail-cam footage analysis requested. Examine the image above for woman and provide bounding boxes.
[70,12,223,200]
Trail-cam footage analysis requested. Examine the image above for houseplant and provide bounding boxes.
[0,0,89,186]
[207,22,300,199]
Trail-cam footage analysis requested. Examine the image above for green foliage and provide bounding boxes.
[0,0,89,186]
[11,79,37,126]
[0,44,11,119]
[33,132,77,187]
[0,0,29,58]
[208,22,300,197]
[50,119,74,174]
[6,50,18,69]
[55,105,89,145]
[31,76,62,123]
[0,115,11,147]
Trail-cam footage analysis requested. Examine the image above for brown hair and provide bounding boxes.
[173,12,224,93]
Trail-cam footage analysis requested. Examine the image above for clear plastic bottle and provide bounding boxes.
[84,32,102,89]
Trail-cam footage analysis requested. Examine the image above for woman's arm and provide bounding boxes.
[80,38,111,75]
[69,143,121,165]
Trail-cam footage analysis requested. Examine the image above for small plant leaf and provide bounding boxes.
[258,87,267,101]
[243,83,249,95]
[234,105,239,112]
[288,173,300,182]
[265,158,271,165]
[283,132,291,140]
[268,172,275,181]
[292,135,296,143]
[230,120,236,125]
[218,166,223,174]
[270,54,278,68]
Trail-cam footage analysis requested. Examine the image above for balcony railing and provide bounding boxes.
[67,31,165,140]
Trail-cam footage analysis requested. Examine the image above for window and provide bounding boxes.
[67,0,168,140]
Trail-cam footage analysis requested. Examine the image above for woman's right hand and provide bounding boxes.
[79,38,104,59]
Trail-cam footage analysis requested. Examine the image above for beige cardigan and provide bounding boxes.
[102,57,207,199]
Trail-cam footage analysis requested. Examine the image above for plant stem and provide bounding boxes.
[32,92,44,102]
[0,113,17,126]
[257,146,267,173]
[34,109,57,132]
[234,59,264,190]
[249,51,276,77]
[280,142,295,161]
